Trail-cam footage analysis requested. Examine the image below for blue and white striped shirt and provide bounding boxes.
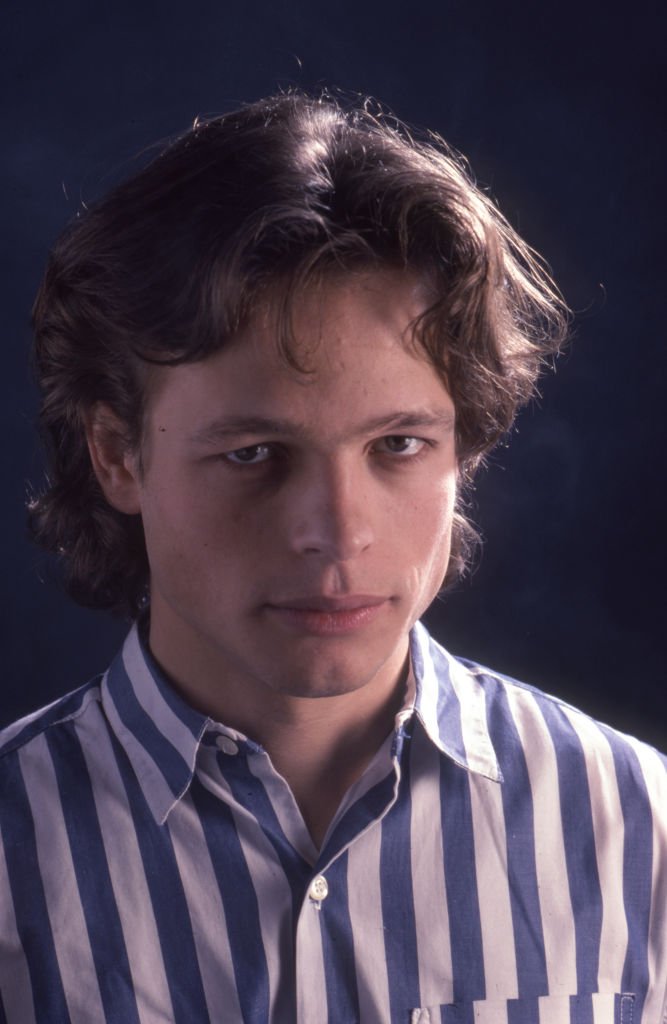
[1,621,666,1023]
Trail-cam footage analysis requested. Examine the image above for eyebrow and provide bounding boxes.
[189,410,455,445]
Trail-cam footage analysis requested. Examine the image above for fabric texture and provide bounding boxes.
[0,621,665,1024]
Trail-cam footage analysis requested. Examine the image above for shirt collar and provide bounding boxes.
[102,623,210,825]
[102,619,502,826]
[409,620,503,783]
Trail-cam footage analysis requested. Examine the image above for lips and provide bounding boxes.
[270,594,387,612]
[265,595,389,635]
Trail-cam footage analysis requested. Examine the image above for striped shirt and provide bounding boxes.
[0,621,666,1024]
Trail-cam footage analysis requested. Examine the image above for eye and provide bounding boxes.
[224,444,274,465]
[375,435,426,456]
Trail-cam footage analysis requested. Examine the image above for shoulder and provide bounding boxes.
[0,677,104,763]
[421,626,667,819]
[471,655,665,782]
[0,679,108,853]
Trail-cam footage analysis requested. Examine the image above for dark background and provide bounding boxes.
[2,1,665,746]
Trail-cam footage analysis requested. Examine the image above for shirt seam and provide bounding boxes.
[0,685,102,760]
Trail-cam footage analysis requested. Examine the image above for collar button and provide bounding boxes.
[216,736,239,756]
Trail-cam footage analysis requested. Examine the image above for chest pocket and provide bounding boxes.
[410,991,635,1023]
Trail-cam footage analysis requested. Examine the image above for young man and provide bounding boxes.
[1,92,665,1023]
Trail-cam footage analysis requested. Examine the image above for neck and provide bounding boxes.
[250,670,410,847]
[146,616,411,848]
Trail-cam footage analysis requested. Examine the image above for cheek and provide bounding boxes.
[416,473,457,533]
[140,478,274,592]
[400,481,456,582]
[137,471,212,576]
[423,502,455,573]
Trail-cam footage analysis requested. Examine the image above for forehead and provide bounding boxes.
[254,267,434,364]
[144,269,453,435]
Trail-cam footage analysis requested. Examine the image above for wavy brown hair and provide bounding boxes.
[29,90,569,617]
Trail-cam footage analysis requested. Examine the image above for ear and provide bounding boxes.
[84,403,142,515]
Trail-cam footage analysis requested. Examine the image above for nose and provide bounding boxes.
[288,458,374,561]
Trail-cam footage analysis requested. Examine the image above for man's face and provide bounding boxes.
[129,269,457,703]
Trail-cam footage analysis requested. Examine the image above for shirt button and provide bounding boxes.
[216,736,239,755]
[308,875,329,902]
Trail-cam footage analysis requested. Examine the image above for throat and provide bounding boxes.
[252,657,414,849]
[265,709,403,850]
[278,740,391,850]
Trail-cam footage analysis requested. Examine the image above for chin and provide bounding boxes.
[264,644,403,701]
[279,679,368,700]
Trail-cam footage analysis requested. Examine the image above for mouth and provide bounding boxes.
[265,595,390,636]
